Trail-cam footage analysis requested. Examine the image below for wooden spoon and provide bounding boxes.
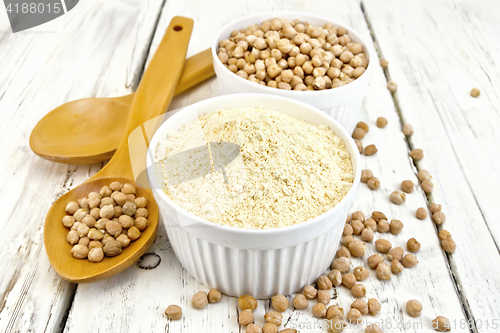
[44,16,193,283]
[30,48,214,165]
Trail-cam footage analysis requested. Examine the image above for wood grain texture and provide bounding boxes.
[65,0,472,332]
[0,0,166,331]
[362,0,500,330]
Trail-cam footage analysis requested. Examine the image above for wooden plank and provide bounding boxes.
[66,0,470,332]
[362,0,500,331]
[0,0,166,332]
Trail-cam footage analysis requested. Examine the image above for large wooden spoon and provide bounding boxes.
[30,48,214,165]
[44,16,193,283]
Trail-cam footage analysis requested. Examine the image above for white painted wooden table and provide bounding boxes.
[1,0,499,332]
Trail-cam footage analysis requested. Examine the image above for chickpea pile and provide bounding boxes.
[217,18,369,91]
[63,182,148,262]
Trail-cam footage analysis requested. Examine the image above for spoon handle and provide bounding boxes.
[98,16,193,180]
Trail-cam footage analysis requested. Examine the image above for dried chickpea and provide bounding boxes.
[367,298,381,316]
[101,234,115,246]
[317,289,330,305]
[262,323,279,333]
[264,311,282,326]
[372,211,387,222]
[165,305,182,320]
[401,180,414,193]
[121,183,136,195]
[103,240,122,257]
[418,169,431,182]
[441,238,456,254]
[422,180,434,193]
[352,67,365,78]
[326,305,344,320]
[134,217,148,231]
[376,263,391,280]
[192,291,209,309]
[116,234,130,248]
[73,208,89,222]
[78,237,90,246]
[377,220,390,233]
[356,121,369,133]
[100,205,115,219]
[88,228,103,241]
[328,270,342,287]
[280,330,298,333]
[135,208,148,219]
[317,275,333,290]
[387,247,404,261]
[470,88,480,97]
[343,224,353,236]
[353,266,369,281]
[348,240,365,257]
[89,241,103,249]
[379,59,388,68]
[439,229,452,240]
[88,247,104,262]
[332,257,350,274]
[76,223,89,238]
[347,308,362,324]
[361,170,373,183]
[365,324,383,333]
[113,206,122,218]
[70,244,89,259]
[352,127,365,140]
[367,254,384,269]
[364,218,377,231]
[351,220,364,235]
[206,289,222,304]
[90,207,100,220]
[390,219,404,235]
[364,144,378,156]
[416,207,428,219]
[407,238,421,252]
[387,80,398,92]
[271,294,289,312]
[375,239,392,253]
[432,316,451,331]
[67,230,79,245]
[376,117,388,128]
[432,211,446,225]
[390,190,406,205]
[341,235,355,247]
[430,203,442,213]
[351,299,369,315]
[406,299,422,317]
[62,215,75,228]
[239,295,258,311]
[100,197,116,208]
[391,258,404,274]
[78,198,89,209]
[109,182,122,192]
[239,309,254,326]
[361,228,374,242]
[342,273,356,289]
[312,303,327,318]
[326,318,346,333]
[246,324,262,333]
[351,284,366,298]
[105,220,122,238]
[403,123,414,136]
[410,148,424,161]
[66,201,80,214]
[292,294,308,309]
[302,285,317,299]
[401,254,419,268]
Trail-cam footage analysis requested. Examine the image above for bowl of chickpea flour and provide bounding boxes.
[212,11,373,134]
[146,94,361,298]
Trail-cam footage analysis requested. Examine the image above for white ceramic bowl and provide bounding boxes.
[147,94,360,298]
[212,11,373,134]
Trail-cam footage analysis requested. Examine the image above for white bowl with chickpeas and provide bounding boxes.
[147,93,361,299]
[212,11,372,134]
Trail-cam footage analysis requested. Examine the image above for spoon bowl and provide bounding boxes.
[44,176,158,282]
[44,16,193,283]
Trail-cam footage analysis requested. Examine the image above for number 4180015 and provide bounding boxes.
[6,2,61,14]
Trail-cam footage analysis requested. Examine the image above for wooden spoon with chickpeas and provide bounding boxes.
[44,17,193,283]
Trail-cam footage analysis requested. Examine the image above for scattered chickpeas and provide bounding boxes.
[346,308,362,324]
[326,305,344,320]
[410,148,424,161]
[441,237,456,254]
[367,177,380,190]
[430,203,442,213]
[376,262,391,280]
[432,316,451,331]
[292,294,308,309]
[331,257,351,274]
[403,123,414,136]
[407,238,421,252]
[365,323,383,333]
[368,298,381,315]
[246,324,263,333]
[432,211,446,225]
[401,180,414,193]
[208,289,222,303]
[356,121,369,133]
[317,275,333,290]
[372,211,387,222]
[387,80,398,92]
[401,254,419,268]
[422,180,434,193]
[312,303,327,318]
[470,87,480,97]
[352,127,366,140]
[387,247,404,261]
[376,239,392,253]
[361,170,373,183]
[336,246,351,258]
[264,311,282,326]
[379,59,388,68]
[418,169,431,182]
[218,19,368,90]
[351,299,369,315]
[262,323,279,333]
[280,329,298,333]
[377,220,390,233]
[376,117,388,128]
[406,299,422,317]
[342,273,357,289]
[341,235,355,247]
[302,285,318,299]
[351,220,364,235]
[361,228,374,242]
[390,219,404,235]
[239,295,258,311]
[352,211,365,222]
[317,290,330,305]
[416,207,428,219]
[348,240,365,257]
[239,309,255,326]
[390,190,406,205]
[351,284,366,298]
[364,144,378,156]
[326,317,347,333]
[165,305,182,320]
[191,291,209,309]
[343,224,353,236]
[391,259,404,274]
[367,254,384,269]
[271,294,289,312]
[364,218,377,231]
